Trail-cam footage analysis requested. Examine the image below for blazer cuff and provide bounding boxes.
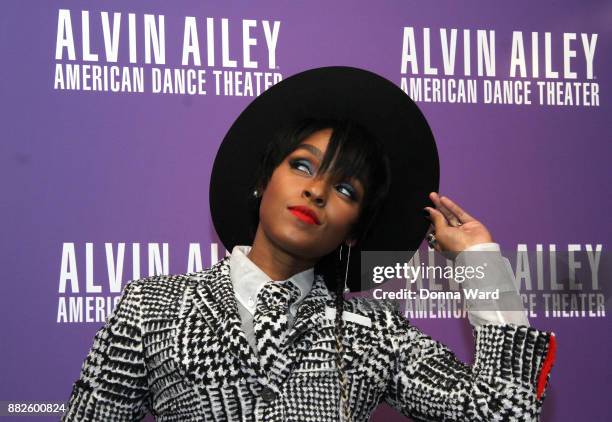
[473,323,557,401]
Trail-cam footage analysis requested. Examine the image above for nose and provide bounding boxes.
[302,176,330,207]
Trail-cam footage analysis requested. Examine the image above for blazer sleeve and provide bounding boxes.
[62,281,150,421]
[383,309,557,422]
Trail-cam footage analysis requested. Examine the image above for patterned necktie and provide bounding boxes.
[253,280,301,374]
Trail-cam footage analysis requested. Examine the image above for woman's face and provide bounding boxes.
[257,128,365,260]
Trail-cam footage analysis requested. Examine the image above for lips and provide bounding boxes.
[287,205,321,225]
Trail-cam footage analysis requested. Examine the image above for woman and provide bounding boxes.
[63,67,556,421]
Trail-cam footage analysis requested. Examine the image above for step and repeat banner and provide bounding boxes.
[1,1,610,421]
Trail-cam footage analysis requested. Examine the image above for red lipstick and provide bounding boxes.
[287,205,320,225]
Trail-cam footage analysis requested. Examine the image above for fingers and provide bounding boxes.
[438,195,476,224]
[424,206,448,230]
[429,192,462,227]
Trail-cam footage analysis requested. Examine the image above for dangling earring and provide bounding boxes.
[339,243,352,293]
[253,189,260,198]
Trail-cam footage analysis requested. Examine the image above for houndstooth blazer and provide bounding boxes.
[62,256,557,422]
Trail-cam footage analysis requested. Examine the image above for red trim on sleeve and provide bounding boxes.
[536,334,557,400]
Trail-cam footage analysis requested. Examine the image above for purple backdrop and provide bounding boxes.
[1,0,610,420]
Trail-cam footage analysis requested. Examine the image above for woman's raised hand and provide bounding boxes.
[424,192,493,258]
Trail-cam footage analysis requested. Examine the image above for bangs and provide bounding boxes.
[316,120,376,193]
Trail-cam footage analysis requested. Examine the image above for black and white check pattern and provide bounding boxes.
[253,280,301,374]
[62,256,557,421]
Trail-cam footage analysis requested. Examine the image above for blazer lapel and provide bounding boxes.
[285,274,333,346]
[181,257,265,383]
[276,275,378,378]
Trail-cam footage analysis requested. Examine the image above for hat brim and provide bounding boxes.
[210,66,439,292]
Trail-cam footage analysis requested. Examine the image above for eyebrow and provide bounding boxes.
[294,143,323,159]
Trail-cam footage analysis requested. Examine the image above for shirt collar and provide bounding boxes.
[229,245,314,315]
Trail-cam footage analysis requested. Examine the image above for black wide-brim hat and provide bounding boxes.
[210,66,439,292]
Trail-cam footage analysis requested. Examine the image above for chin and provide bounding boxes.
[267,227,325,259]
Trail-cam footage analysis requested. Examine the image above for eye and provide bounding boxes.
[335,182,357,201]
[289,158,314,175]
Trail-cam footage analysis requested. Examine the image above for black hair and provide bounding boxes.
[249,117,391,420]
